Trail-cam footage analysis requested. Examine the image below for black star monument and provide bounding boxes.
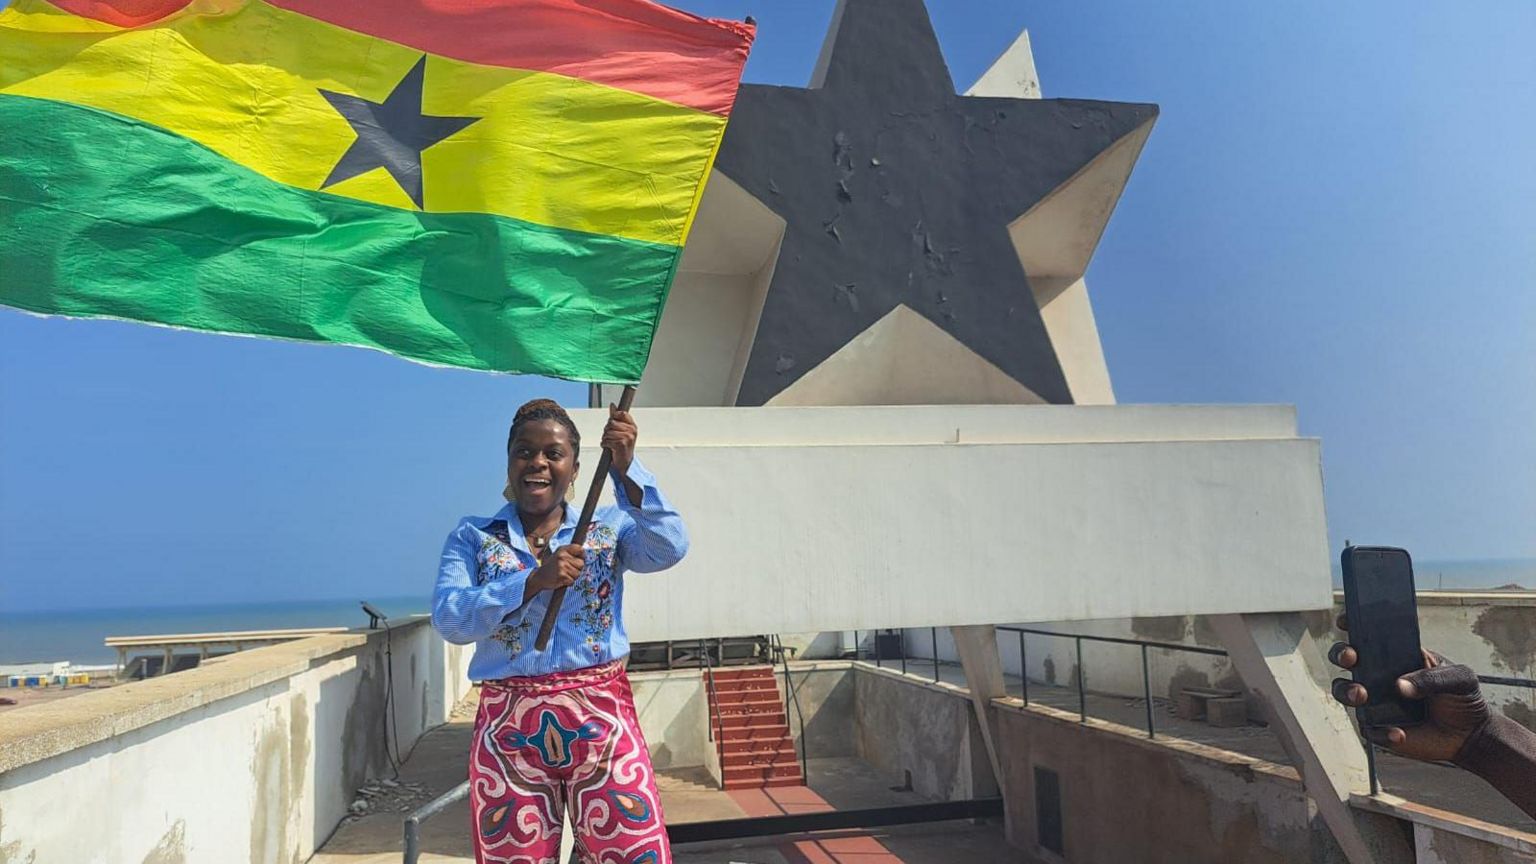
[716,0,1158,405]
[319,57,479,210]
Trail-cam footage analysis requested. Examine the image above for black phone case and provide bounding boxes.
[1341,546,1427,728]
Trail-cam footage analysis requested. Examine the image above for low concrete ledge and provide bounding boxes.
[990,696,1302,784]
[0,616,428,775]
[1352,793,1536,853]
[1333,589,1536,607]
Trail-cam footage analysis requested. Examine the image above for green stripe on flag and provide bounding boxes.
[0,94,681,383]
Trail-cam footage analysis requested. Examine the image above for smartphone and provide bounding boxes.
[1340,545,1427,728]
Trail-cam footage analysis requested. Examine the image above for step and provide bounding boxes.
[719,711,787,729]
[705,666,777,683]
[722,775,805,790]
[719,735,795,755]
[709,674,779,689]
[721,748,797,768]
[708,697,785,715]
[718,722,790,741]
[721,763,804,787]
[708,682,780,700]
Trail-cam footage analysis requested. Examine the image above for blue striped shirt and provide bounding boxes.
[431,459,688,680]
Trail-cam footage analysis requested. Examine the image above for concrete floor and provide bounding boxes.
[309,708,1011,864]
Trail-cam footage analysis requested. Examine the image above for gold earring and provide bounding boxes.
[502,481,516,503]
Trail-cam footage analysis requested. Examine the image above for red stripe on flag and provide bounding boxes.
[47,0,190,26]
[266,0,755,116]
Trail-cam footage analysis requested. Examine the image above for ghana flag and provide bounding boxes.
[0,0,754,384]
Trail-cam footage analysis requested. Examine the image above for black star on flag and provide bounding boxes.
[318,57,479,209]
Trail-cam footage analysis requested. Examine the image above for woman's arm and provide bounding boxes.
[612,459,689,573]
[600,405,688,572]
[430,522,532,645]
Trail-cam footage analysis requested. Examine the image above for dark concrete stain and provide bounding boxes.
[1473,606,1536,673]
[1167,664,1213,706]
[1132,616,1189,644]
[249,710,293,864]
[140,819,186,864]
[1502,699,1536,731]
[1425,825,1514,864]
[715,0,1156,406]
[340,650,390,803]
[288,693,311,807]
[1191,615,1222,648]
[1042,655,1057,686]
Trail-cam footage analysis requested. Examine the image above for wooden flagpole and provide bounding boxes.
[533,384,637,651]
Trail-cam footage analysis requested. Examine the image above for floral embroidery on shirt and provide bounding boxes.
[492,617,533,654]
[476,525,526,586]
[569,525,619,656]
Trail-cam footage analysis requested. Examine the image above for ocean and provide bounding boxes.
[0,595,427,665]
[2,559,1532,666]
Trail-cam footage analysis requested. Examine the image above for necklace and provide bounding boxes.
[522,510,562,550]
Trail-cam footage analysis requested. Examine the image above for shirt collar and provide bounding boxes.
[489,501,579,552]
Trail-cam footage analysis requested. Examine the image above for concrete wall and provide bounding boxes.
[629,669,711,772]
[0,617,472,864]
[782,663,859,760]
[562,404,1331,641]
[852,664,996,802]
[994,699,1347,864]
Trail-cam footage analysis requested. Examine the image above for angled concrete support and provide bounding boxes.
[1210,613,1413,864]
[951,624,1007,795]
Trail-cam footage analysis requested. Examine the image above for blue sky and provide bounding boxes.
[2,2,1533,612]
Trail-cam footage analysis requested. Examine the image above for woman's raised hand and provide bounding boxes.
[602,403,637,475]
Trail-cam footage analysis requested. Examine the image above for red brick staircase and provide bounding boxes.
[704,665,804,789]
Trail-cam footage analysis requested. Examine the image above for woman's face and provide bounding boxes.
[507,419,578,516]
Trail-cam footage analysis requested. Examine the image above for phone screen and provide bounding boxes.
[1341,546,1427,727]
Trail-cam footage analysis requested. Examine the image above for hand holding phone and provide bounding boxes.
[1338,546,1427,729]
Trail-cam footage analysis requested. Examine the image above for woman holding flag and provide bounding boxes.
[432,398,688,863]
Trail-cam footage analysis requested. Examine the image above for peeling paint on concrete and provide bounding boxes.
[140,819,186,864]
[0,810,38,864]
[1472,606,1536,673]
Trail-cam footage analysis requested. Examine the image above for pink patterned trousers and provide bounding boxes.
[471,660,671,864]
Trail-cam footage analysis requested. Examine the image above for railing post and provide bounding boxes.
[931,627,940,683]
[852,629,859,662]
[1076,636,1086,723]
[1018,629,1028,706]
[1142,644,1154,739]
[900,629,907,676]
[1365,739,1380,795]
[875,627,883,668]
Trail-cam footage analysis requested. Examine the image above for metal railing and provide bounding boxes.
[700,637,726,746]
[769,634,811,782]
[997,626,1227,740]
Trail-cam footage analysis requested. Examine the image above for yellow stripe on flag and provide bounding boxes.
[0,0,726,244]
